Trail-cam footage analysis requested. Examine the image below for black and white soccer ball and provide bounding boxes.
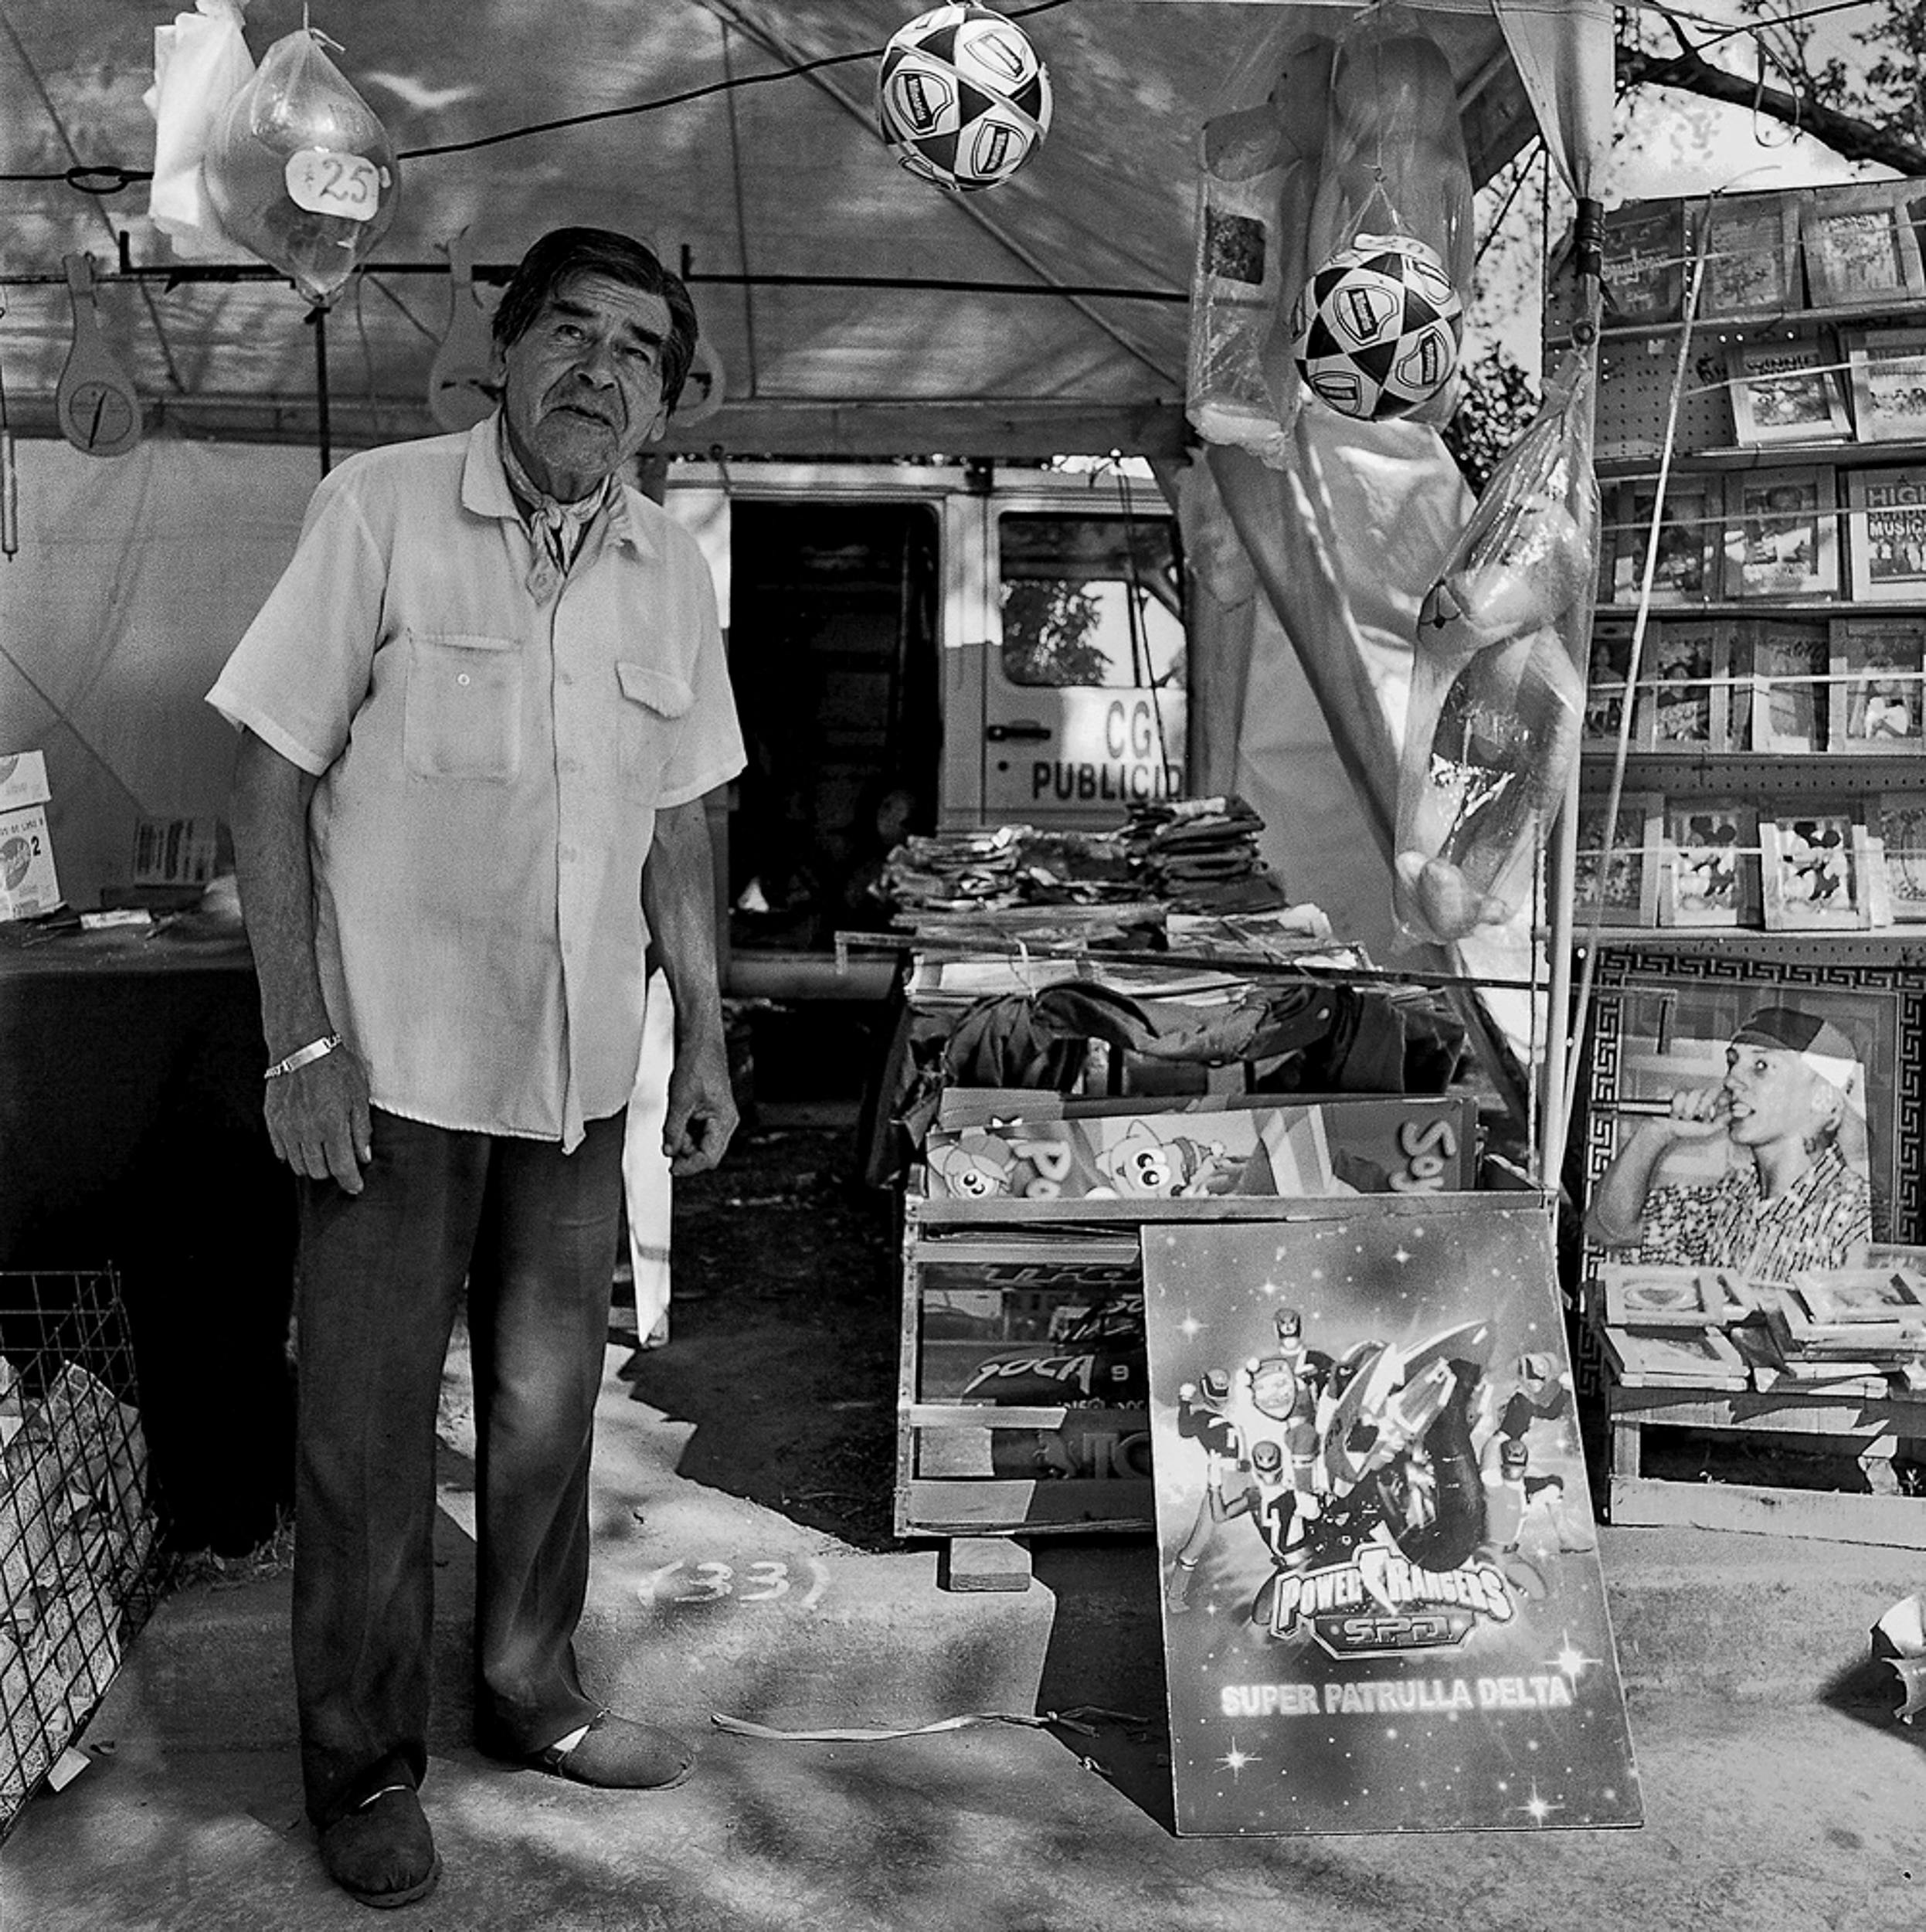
[1289,233,1465,421]
[876,5,1052,193]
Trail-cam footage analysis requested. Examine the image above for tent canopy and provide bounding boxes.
[0,0,1548,458]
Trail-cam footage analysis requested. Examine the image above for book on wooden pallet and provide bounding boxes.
[1602,1323,1748,1389]
[1791,1264,1926,1327]
[1598,1262,1741,1329]
[1762,1286,1926,1363]
[1729,1325,1892,1398]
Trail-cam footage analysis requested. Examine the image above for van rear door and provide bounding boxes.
[966,483,1187,827]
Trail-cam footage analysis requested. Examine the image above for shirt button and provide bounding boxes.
[457,674,471,687]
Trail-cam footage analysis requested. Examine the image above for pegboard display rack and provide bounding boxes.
[1571,179,1926,943]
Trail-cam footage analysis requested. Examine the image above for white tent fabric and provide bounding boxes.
[0,436,311,902]
[0,2,1541,453]
[0,1,1606,1134]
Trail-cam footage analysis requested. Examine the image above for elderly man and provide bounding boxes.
[1586,1004,1873,1281]
[209,228,743,1908]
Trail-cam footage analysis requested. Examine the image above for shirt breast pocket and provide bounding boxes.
[617,661,694,796]
[404,632,523,779]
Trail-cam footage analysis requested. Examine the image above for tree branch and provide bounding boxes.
[1619,41,1926,176]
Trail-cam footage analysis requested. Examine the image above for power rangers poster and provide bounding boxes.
[1141,1200,1642,1836]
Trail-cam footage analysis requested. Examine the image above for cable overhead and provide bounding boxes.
[1,1,1075,186]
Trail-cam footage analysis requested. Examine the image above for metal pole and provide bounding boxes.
[311,304,331,477]
[1538,196,1607,1191]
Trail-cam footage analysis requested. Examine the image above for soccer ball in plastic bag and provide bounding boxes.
[876,5,1051,193]
[203,29,399,307]
[1289,233,1462,422]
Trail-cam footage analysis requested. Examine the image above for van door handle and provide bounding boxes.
[985,721,1053,742]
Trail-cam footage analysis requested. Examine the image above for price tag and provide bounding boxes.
[284,148,386,222]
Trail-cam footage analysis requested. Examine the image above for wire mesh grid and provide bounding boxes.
[0,1269,163,1843]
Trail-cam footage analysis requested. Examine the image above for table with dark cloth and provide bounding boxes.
[0,914,294,1553]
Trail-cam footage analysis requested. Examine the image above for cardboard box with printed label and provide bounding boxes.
[0,752,61,920]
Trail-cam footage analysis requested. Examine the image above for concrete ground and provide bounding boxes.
[6,1337,1926,1931]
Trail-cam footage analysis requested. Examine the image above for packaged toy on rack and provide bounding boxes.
[1394,349,1600,945]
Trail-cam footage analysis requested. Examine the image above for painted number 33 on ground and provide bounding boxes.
[637,1557,831,1610]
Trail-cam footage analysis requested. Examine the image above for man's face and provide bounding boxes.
[1722,1041,1833,1148]
[495,271,674,499]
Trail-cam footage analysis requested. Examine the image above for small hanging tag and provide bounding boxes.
[284,149,386,222]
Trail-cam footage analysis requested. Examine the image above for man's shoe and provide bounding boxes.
[318,1784,441,1910]
[531,1711,696,1789]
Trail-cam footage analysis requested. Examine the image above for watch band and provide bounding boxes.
[264,1034,342,1080]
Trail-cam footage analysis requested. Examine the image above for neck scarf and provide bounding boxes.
[498,420,613,593]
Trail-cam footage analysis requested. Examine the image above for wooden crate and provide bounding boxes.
[895,1187,1517,1540]
[1603,1370,1926,1546]
[895,1207,1153,1539]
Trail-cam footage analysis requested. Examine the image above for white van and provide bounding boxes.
[662,460,1189,992]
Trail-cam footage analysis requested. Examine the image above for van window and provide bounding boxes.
[998,512,1185,691]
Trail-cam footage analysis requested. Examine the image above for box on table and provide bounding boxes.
[0,753,59,921]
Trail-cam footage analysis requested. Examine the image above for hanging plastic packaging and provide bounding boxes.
[202,29,399,307]
[1299,3,1474,431]
[1392,349,1601,947]
[1184,36,1333,464]
[144,0,257,261]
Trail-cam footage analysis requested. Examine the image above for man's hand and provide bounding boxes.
[264,1047,374,1193]
[662,1039,737,1177]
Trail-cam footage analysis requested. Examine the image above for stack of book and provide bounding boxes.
[1594,1259,1926,1397]
[1754,1265,1926,1394]
[1596,1265,1751,1389]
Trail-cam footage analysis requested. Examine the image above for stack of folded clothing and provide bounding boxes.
[1123,796,1282,913]
[880,825,1149,919]
[879,829,1026,913]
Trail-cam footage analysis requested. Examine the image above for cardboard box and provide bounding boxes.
[0,753,59,920]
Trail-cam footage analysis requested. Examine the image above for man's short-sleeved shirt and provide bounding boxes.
[208,416,745,1150]
[1633,1141,1873,1280]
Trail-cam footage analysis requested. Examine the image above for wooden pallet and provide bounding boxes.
[1605,1377,1926,1546]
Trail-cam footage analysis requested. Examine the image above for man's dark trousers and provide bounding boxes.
[291,1107,627,1825]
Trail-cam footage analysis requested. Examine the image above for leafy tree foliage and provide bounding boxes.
[1443,342,1543,493]
[1618,2,1926,175]
[1000,579,1111,687]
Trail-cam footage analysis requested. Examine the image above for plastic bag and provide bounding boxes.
[1391,349,1601,947]
[1307,5,1474,291]
[202,29,399,306]
[1185,36,1334,463]
[1301,3,1474,430]
[144,0,257,261]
